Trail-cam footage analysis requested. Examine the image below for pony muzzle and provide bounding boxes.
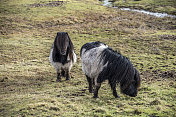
[60,50,66,55]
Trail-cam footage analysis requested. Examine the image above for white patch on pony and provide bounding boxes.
[81,44,108,85]
[49,48,77,72]
[72,50,77,64]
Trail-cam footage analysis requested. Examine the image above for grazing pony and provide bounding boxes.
[80,41,141,98]
[49,32,77,81]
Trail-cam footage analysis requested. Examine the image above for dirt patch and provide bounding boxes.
[49,106,60,111]
[133,109,141,115]
[150,99,161,105]
[159,35,176,41]
[140,69,176,83]
[159,71,176,79]
[65,89,87,98]
[0,77,8,82]
[29,1,64,7]
[152,70,176,79]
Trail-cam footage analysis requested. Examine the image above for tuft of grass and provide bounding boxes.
[0,0,176,116]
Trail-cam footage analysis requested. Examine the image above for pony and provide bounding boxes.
[49,32,77,81]
[80,41,140,98]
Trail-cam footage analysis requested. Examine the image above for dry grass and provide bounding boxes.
[0,0,176,116]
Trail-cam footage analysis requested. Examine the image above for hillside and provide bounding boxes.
[0,0,176,116]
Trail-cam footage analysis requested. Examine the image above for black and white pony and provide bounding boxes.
[49,32,77,82]
[80,41,141,98]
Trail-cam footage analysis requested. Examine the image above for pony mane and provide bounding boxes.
[66,32,74,62]
[134,68,141,89]
[80,41,106,56]
[99,48,138,90]
[52,32,74,63]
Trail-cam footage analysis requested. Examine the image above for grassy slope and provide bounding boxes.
[112,0,176,15]
[0,0,176,116]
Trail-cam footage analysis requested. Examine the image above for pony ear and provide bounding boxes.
[134,68,141,88]
[66,32,70,40]
[54,32,60,48]
[57,32,61,35]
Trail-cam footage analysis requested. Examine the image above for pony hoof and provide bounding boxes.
[56,79,61,82]
[66,78,70,80]
[89,90,94,93]
[115,95,120,98]
[93,96,99,98]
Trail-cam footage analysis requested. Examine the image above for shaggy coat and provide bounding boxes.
[80,41,140,98]
[49,32,77,81]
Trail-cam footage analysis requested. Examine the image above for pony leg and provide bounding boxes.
[93,83,101,98]
[65,70,70,80]
[61,70,65,77]
[56,72,61,82]
[109,80,120,98]
[86,75,93,93]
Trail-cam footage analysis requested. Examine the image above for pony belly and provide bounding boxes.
[49,48,73,72]
[51,61,72,72]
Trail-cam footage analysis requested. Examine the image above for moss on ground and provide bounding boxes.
[0,0,176,116]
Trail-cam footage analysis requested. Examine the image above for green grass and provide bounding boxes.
[0,0,176,116]
[112,0,176,15]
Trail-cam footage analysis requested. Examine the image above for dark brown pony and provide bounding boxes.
[49,32,77,81]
